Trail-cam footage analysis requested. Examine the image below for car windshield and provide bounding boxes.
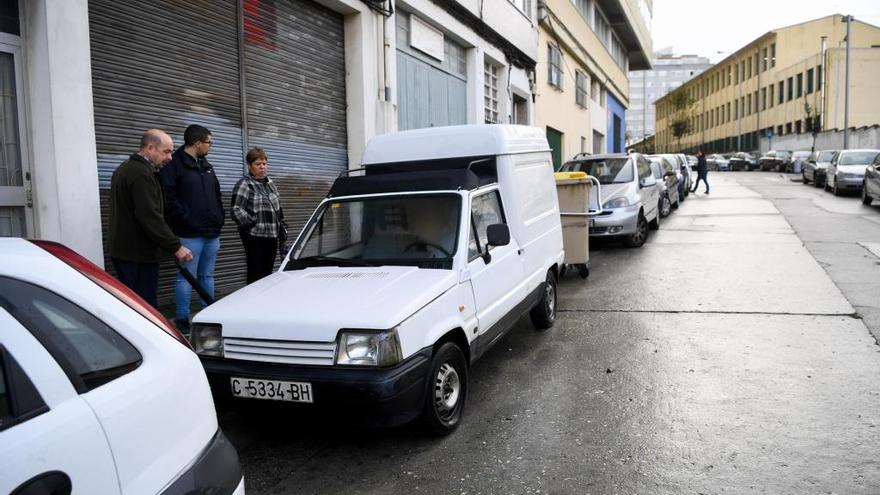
[776,151,792,158]
[793,151,811,159]
[286,194,461,270]
[817,151,835,162]
[839,151,879,165]
[569,158,633,184]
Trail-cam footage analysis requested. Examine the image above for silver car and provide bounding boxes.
[802,150,836,187]
[561,153,660,248]
[648,155,681,217]
[826,149,880,196]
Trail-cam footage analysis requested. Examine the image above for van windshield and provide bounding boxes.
[286,194,461,270]
[568,158,633,185]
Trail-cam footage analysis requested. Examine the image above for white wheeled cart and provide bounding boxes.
[554,171,602,279]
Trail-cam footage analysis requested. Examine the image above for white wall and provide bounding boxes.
[759,126,880,152]
[24,0,103,264]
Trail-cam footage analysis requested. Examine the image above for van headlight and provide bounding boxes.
[335,329,402,367]
[602,197,629,210]
[190,323,222,356]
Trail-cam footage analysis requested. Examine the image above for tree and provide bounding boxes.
[803,100,821,152]
[668,91,696,152]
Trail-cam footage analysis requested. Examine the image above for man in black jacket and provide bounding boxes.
[109,129,193,307]
[692,150,710,194]
[160,124,225,333]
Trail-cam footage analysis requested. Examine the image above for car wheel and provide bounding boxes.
[577,264,590,279]
[648,213,660,230]
[623,213,648,248]
[802,172,808,184]
[833,179,841,196]
[862,182,873,205]
[672,196,680,209]
[814,176,823,188]
[422,342,468,436]
[529,270,557,329]
[745,164,751,172]
[660,195,671,217]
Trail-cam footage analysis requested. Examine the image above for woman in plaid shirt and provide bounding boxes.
[231,148,285,283]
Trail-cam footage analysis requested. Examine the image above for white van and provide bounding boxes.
[192,125,564,435]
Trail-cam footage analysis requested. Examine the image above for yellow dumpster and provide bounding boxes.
[554,171,593,278]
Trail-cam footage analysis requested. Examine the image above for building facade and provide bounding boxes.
[627,49,711,145]
[535,0,652,169]
[1,0,541,307]
[655,15,880,154]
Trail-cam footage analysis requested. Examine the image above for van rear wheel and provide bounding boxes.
[422,342,467,436]
[529,270,557,330]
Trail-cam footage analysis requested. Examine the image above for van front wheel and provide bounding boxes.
[422,342,467,436]
[529,270,557,330]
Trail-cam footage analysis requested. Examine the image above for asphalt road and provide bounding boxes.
[220,171,880,494]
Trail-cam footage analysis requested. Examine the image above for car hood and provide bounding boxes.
[194,266,458,341]
[599,183,634,204]
[837,164,868,174]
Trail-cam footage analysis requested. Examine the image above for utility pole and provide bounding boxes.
[819,36,827,135]
[737,62,742,151]
[843,15,852,149]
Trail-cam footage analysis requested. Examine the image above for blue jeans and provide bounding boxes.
[176,236,220,320]
[693,172,709,193]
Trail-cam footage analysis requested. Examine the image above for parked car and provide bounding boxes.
[788,151,812,173]
[758,150,792,171]
[0,239,244,495]
[825,149,880,196]
[707,153,729,171]
[802,149,836,187]
[728,152,758,171]
[191,125,564,436]
[674,153,692,199]
[862,152,880,205]
[648,155,681,218]
[564,152,661,246]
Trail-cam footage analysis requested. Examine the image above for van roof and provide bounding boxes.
[361,125,550,165]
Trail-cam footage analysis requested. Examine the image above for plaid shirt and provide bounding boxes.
[231,174,283,238]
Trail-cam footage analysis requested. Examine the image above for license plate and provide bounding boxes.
[230,377,313,403]
[589,218,595,228]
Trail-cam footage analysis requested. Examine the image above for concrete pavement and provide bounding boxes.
[221,172,880,494]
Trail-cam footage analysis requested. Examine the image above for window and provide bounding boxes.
[734,99,739,120]
[468,191,506,261]
[761,87,767,110]
[735,62,739,84]
[575,71,588,108]
[778,81,784,105]
[795,120,802,134]
[599,86,606,108]
[594,6,610,46]
[770,43,776,67]
[785,122,792,134]
[806,68,814,94]
[817,65,823,92]
[592,130,604,154]
[777,124,783,136]
[754,91,758,113]
[637,156,651,180]
[746,94,751,116]
[796,73,803,98]
[762,47,768,71]
[547,44,562,89]
[0,277,142,392]
[575,0,591,22]
[747,57,752,79]
[769,84,775,107]
[484,62,500,123]
[726,102,730,123]
[512,93,528,125]
[0,346,47,432]
[787,77,793,101]
[510,0,531,17]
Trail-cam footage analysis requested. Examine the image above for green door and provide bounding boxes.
[546,127,563,170]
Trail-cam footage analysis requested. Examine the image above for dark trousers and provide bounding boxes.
[111,258,160,307]
[693,172,709,192]
[240,232,277,284]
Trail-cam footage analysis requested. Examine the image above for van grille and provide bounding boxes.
[223,337,336,365]
[305,272,389,280]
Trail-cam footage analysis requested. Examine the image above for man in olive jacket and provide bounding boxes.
[109,129,192,307]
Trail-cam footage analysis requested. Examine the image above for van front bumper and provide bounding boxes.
[589,206,640,237]
[199,347,432,427]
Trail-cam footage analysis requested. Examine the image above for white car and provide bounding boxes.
[561,152,661,248]
[0,239,244,494]
[826,149,880,196]
[192,125,564,436]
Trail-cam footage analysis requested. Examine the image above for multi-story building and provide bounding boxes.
[536,0,653,168]
[0,0,540,307]
[655,15,880,153]
[627,48,711,145]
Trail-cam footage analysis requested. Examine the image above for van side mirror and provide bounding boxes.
[486,224,510,247]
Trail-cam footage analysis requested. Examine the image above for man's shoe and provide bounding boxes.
[175,318,191,336]
[705,190,710,194]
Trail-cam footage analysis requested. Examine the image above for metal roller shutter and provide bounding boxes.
[90,0,348,310]
[90,0,245,307]
[242,0,347,234]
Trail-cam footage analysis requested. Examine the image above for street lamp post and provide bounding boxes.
[843,15,852,149]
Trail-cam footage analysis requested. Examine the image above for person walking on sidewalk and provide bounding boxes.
[109,129,193,307]
[231,148,285,284]
[692,150,710,194]
[159,124,225,334]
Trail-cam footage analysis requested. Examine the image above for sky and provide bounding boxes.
[651,0,880,62]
